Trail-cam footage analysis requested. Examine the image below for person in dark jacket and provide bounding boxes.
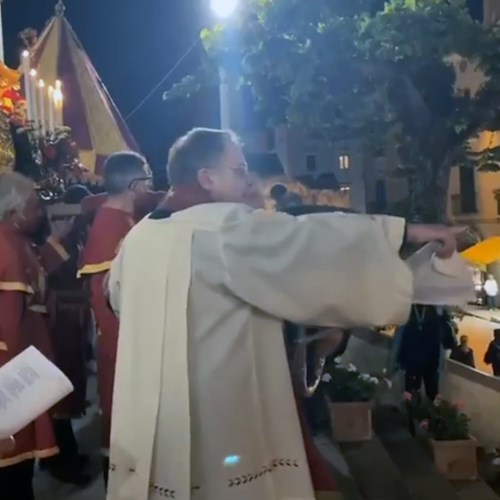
[450,335,475,368]
[397,305,457,400]
[484,329,500,376]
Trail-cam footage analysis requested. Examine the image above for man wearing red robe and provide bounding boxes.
[78,151,153,484]
[0,172,70,499]
[41,185,94,485]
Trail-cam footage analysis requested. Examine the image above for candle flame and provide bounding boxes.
[29,69,37,77]
[38,79,45,88]
[53,88,63,104]
[48,85,54,95]
[22,50,29,58]
[55,80,62,90]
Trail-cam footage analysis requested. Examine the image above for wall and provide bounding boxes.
[343,329,500,447]
[484,0,500,26]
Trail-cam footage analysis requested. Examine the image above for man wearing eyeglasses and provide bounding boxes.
[106,128,465,500]
[78,151,151,486]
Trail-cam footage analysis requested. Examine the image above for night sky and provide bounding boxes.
[3,0,219,171]
[3,0,484,172]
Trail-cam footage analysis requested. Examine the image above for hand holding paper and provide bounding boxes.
[0,347,73,440]
[406,224,465,258]
[406,242,475,306]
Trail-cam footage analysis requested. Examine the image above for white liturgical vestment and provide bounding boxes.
[106,203,414,500]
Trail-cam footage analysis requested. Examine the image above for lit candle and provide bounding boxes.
[38,79,46,137]
[47,85,55,133]
[53,80,63,128]
[21,51,32,121]
[29,69,38,128]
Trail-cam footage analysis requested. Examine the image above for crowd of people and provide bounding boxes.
[0,127,472,500]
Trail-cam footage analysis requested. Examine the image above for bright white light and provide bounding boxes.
[210,0,238,18]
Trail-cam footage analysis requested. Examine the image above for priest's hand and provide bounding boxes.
[0,436,15,456]
[406,224,465,259]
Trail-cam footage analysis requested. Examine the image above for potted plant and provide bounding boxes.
[321,361,388,442]
[405,393,477,480]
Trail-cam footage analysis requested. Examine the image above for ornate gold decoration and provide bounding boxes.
[0,111,15,173]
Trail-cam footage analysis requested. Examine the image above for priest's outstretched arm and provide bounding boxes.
[218,211,459,329]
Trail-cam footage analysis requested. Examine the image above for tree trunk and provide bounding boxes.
[416,161,452,223]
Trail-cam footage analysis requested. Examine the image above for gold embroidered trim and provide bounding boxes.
[77,261,112,278]
[0,282,34,294]
[228,458,300,487]
[109,463,201,498]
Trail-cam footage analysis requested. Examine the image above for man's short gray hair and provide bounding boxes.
[167,128,241,186]
[0,173,35,222]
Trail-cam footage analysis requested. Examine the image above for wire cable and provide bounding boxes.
[125,37,200,122]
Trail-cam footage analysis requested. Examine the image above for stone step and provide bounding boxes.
[338,435,412,500]
[315,434,364,500]
[373,406,499,500]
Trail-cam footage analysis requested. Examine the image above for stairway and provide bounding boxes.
[318,405,500,500]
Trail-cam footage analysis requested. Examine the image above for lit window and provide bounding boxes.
[306,154,317,172]
[339,154,350,170]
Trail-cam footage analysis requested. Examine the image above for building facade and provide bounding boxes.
[243,126,366,211]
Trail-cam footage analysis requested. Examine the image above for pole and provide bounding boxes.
[218,67,230,129]
[0,0,5,62]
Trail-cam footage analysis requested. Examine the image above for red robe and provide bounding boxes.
[48,229,90,418]
[78,207,135,453]
[287,339,338,498]
[0,225,66,467]
[81,191,166,221]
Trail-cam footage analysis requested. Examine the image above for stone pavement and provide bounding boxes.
[35,376,105,500]
[36,474,104,500]
[457,306,500,374]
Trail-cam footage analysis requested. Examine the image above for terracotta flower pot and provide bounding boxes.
[430,438,477,481]
[327,401,372,442]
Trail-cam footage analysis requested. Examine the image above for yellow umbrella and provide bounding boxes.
[460,237,500,268]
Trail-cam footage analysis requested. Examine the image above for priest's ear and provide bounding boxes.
[197,167,216,191]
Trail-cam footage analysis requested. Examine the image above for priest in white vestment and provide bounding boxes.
[106,128,463,500]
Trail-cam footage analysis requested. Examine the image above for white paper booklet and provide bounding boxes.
[0,346,73,439]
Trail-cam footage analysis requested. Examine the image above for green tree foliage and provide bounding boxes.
[165,0,500,221]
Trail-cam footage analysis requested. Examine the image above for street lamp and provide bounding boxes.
[209,0,239,129]
[210,0,239,19]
